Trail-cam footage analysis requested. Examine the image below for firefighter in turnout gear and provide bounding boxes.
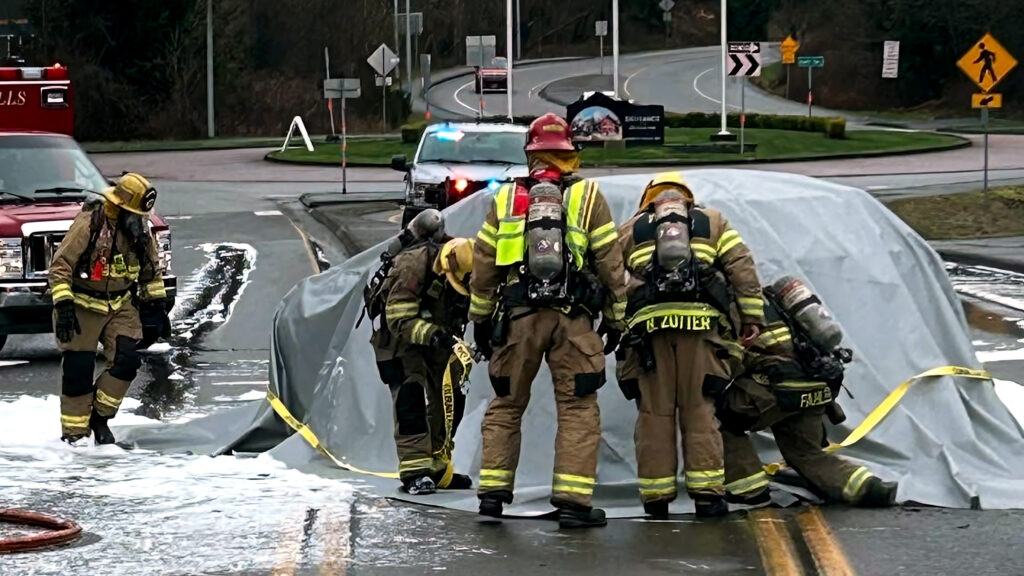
[49,173,169,445]
[616,172,764,519]
[718,276,898,508]
[370,229,476,496]
[470,113,629,529]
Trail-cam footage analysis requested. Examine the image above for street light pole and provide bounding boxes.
[206,0,214,138]
[612,0,619,98]
[718,0,730,135]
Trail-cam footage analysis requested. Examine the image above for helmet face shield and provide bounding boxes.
[639,172,694,209]
[526,113,575,152]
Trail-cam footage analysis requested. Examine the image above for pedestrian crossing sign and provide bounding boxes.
[957,33,1017,93]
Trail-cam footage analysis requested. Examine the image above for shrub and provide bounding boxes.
[825,118,847,139]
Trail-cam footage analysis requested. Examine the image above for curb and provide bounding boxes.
[84,134,402,155]
[937,248,1024,275]
[264,134,972,170]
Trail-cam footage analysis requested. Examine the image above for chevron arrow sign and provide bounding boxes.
[728,42,762,77]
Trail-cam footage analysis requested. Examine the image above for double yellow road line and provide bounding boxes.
[749,507,855,576]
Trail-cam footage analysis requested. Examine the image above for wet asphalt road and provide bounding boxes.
[2,150,1022,575]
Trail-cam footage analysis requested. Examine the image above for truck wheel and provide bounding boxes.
[0,334,7,354]
[401,206,424,229]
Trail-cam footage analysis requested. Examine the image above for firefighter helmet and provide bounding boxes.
[525,113,575,152]
[639,171,694,209]
[103,173,158,215]
[434,238,475,296]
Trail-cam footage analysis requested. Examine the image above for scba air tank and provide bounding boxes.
[770,275,844,352]
[526,182,565,282]
[653,191,692,271]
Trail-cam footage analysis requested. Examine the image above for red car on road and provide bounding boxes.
[0,131,176,353]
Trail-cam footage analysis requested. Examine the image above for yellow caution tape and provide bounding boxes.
[765,365,991,475]
[266,387,399,479]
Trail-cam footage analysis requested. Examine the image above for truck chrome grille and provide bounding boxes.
[25,233,64,279]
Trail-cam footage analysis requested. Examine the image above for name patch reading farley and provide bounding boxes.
[799,387,833,408]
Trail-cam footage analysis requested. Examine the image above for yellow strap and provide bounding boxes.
[763,365,991,476]
[825,365,991,454]
[266,388,400,479]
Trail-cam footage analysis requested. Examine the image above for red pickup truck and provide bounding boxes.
[0,131,176,353]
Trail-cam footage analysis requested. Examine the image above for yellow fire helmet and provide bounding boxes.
[434,237,475,296]
[639,171,695,209]
[103,172,158,215]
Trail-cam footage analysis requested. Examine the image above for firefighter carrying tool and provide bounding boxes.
[718,276,898,507]
[615,172,765,519]
[49,173,170,445]
[368,212,476,495]
[470,113,629,529]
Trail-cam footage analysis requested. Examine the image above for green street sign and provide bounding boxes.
[798,56,825,68]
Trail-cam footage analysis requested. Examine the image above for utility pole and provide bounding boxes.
[507,0,514,119]
[393,0,399,89]
[612,0,619,99]
[206,0,214,138]
[405,0,412,95]
[717,0,730,136]
[515,0,521,61]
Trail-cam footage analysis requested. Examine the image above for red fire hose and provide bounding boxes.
[0,509,82,553]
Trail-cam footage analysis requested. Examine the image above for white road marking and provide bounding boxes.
[693,67,741,110]
[866,185,891,190]
[164,216,193,220]
[255,210,284,216]
[0,360,29,368]
[453,80,481,114]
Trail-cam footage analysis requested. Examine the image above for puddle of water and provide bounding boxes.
[948,264,1024,318]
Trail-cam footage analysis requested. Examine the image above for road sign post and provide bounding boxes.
[323,78,360,193]
[368,43,400,131]
[466,35,497,118]
[741,79,746,155]
[957,33,1018,193]
[798,56,824,117]
[781,35,800,101]
[596,21,608,75]
[728,42,761,155]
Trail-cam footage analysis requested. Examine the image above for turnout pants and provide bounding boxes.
[636,330,730,503]
[721,377,875,503]
[56,301,143,437]
[479,309,606,507]
[391,350,466,487]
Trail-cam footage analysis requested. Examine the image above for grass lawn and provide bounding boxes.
[266,128,965,168]
[884,186,1024,240]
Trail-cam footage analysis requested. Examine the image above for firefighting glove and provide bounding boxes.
[140,299,172,341]
[430,330,458,352]
[597,320,622,355]
[618,379,641,402]
[54,300,81,344]
[473,321,493,360]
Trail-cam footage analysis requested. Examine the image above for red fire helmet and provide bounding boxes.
[525,113,575,152]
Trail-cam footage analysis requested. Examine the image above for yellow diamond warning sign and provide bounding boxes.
[957,33,1017,93]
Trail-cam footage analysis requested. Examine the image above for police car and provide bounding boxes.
[390,122,529,227]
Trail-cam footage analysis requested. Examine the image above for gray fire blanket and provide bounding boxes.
[124,169,1024,514]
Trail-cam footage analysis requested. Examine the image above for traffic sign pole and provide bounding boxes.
[740,79,746,155]
[807,66,813,118]
[342,94,348,194]
[983,107,989,193]
[718,0,729,136]
[612,0,620,99]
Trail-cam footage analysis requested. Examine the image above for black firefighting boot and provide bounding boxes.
[643,500,670,520]
[478,491,513,518]
[402,476,437,496]
[725,488,772,509]
[854,477,898,507]
[61,433,89,445]
[89,410,116,445]
[694,496,729,518]
[446,473,473,490]
[556,503,608,529]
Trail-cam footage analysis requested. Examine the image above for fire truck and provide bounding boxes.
[0,63,73,136]
[0,65,175,353]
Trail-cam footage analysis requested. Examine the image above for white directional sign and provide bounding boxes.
[659,0,675,12]
[595,20,608,37]
[882,40,900,79]
[367,43,399,77]
[728,42,761,77]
